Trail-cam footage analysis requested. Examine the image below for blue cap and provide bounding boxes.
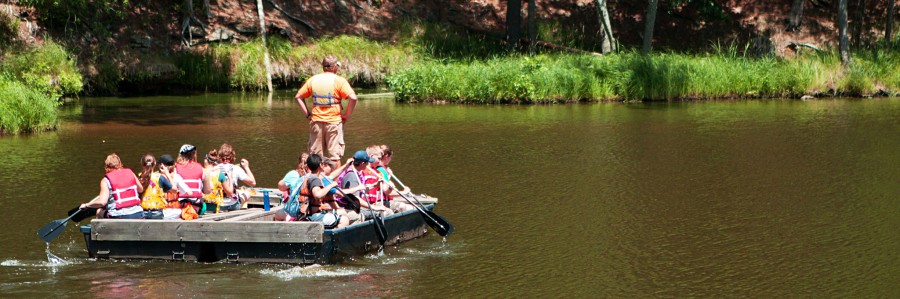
[352,150,376,163]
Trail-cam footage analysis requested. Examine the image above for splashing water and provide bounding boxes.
[260,264,360,280]
[45,244,67,265]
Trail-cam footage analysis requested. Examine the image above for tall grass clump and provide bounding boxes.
[175,47,231,90]
[217,35,414,90]
[1,40,83,99]
[0,75,59,135]
[0,40,81,134]
[388,55,617,103]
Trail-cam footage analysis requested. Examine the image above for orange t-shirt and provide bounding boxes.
[297,73,356,123]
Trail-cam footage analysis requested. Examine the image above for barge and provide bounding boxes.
[79,192,439,264]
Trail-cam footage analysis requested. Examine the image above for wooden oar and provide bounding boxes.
[37,209,83,243]
[390,173,454,237]
[335,189,387,246]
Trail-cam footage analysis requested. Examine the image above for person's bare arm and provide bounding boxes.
[81,178,111,209]
[132,173,144,194]
[295,89,311,119]
[240,159,256,187]
[342,96,358,123]
[328,159,353,180]
[201,171,212,195]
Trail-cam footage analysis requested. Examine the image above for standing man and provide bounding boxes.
[295,55,358,164]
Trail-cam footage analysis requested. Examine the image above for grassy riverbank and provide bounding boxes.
[388,49,900,103]
[102,35,416,93]
[4,21,899,134]
[0,41,82,135]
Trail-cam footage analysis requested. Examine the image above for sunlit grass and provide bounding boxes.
[0,75,59,135]
[388,48,900,103]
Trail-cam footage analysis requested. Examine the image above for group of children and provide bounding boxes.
[77,143,414,227]
[78,143,256,220]
[276,144,415,228]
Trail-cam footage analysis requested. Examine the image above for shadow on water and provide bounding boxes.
[76,105,213,126]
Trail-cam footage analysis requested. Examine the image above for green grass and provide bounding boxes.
[0,75,60,135]
[0,40,82,134]
[1,40,83,99]
[388,48,900,103]
[212,35,415,90]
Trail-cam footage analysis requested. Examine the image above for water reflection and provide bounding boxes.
[0,95,898,297]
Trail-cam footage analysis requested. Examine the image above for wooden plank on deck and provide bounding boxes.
[197,208,259,221]
[91,219,323,243]
[221,206,281,222]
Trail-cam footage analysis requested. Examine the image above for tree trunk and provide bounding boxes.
[642,0,658,55]
[886,0,895,49]
[838,0,851,66]
[256,0,274,92]
[851,0,865,46]
[788,0,804,31]
[182,0,194,45]
[528,0,537,52]
[203,0,212,19]
[594,0,616,53]
[506,0,522,51]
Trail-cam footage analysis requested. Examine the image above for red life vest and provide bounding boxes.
[176,161,204,199]
[361,168,382,204]
[105,168,141,209]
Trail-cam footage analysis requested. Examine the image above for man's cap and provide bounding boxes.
[179,144,196,154]
[322,55,340,68]
[352,150,376,163]
[158,154,175,166]
[321,159,336,166]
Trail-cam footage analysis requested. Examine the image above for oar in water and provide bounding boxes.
[336,190,387,246]
[393,191,454,237]
[389,173,454,237]
[37,209,83,243]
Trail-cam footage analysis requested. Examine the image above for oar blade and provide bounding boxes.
[346,193,388,245]
[372,214,388,244]
[37,219,69,243]
[424,210,454,237]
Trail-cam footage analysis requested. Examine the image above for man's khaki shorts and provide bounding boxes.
[308,121,345,161]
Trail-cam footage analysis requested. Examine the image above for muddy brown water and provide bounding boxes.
[1,92,898,297]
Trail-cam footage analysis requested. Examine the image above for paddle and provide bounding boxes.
[394,191,454,237]
[389,173,454,237]
[67,206,98,223]
[335,189,387,246]
[37,209,83,243]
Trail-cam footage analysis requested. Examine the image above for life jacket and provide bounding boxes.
[176,161,204,199]
[105,168,141,210]
[285,174,319,218]
[361,168,382,204]
[218,164,242,205]
[346,167,381,204]
[311,73,341,108]
[140,172,167,210]
[375,165,392,201]
[318,176,337,210]
[203,168,224,212]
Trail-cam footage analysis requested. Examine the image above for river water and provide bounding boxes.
[0,92,898,297]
